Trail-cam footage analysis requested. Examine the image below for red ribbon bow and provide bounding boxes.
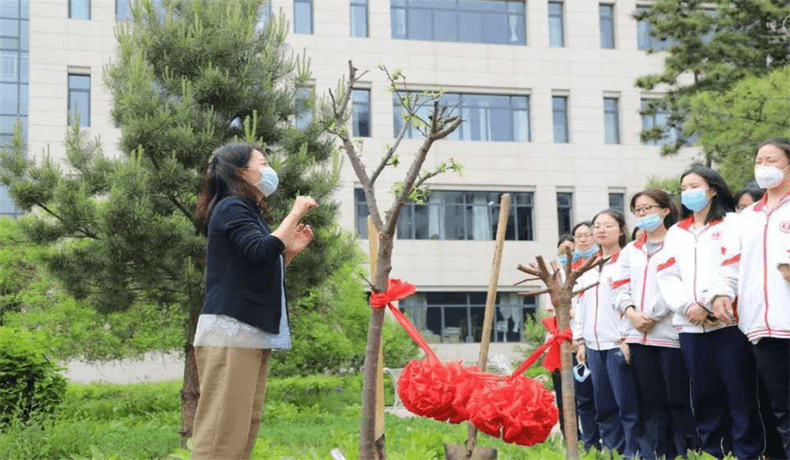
[369,279,416,308]
[509,316,573,377]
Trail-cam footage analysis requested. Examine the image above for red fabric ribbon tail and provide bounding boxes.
[509,316,572,379]
[388,302,440,363]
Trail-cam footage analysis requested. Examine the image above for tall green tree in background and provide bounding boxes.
[0,0,355,445]
[636,0,790,166]
[685,66,790,190]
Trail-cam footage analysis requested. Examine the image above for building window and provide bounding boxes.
[68,74,91,127]
[640,99,680,146]
[636,5,673,51]
[354,188,369,239]
[548,2,564,47]
[352,89,370,137]
[351,0,368,37]
[396,190,534,241]
[69,0,90,19]
[393,92,529,142]
[399,291,537,343]
[116,0,163,21]
[390,0,526,45]
[557,192,573,236]
[604,97,620,144]
[255,1,273,32]
[552,95,569,143]
[600,3,614,49]
[609,192,625,214]
[294,0,313,34]
[294,86,312,129]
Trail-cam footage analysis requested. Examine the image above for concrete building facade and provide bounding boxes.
[8,0,699,357]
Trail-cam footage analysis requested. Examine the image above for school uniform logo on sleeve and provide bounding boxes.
[780,221,790,233]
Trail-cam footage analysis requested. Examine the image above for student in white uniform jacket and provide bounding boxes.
[612,189,698,460]
[710,139,790,459]
[575,210,646,458]
[656,166,764,460]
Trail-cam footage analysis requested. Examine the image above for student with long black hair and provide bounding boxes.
[191,143,318,459]
[656,166,764,459]
[575,210,645,458]
[612,189,698,459]
[711,139,790,459]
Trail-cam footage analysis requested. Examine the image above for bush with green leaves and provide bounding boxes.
[0,327,67,425]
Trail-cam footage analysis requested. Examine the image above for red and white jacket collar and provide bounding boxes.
[753,188,790,212]
[677,215,723,231]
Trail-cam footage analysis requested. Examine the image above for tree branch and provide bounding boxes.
[573,282,599,296]
[38,204,100,240]
[370,117,409,186]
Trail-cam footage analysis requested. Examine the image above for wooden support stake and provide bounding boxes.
[465,194,510,458]
[368,217,386,460]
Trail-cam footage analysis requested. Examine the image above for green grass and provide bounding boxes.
[0,377,729,460]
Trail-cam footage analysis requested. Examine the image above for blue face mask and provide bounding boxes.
[557,255,568,266]
[254,166,279,197]
[681,188,710,213]
[573,244,599,260]
[636,213,663,232]
[574,363,591,382]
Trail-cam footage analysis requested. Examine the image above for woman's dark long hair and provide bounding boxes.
[630,188,678,229]
[195,142,271,234]
[679,166,735,224]
[592,209,627,248]
[754,138,790,162]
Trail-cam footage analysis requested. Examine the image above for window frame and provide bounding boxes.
[548,2,564,48]
[350,0,368,38]
[599,3,615,49]
[608,192,625,214]
[293,0,313,35]
[604,96,620,144]
[552,95,569,143]
[68,73,91,127]
[556,191,574,237]
[69,0,91,20]
[352,88,371,137]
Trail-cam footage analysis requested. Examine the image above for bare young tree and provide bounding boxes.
[323,61,463,460]
[516,252,605,460]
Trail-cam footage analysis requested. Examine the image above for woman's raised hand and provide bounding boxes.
[292,196,318,218]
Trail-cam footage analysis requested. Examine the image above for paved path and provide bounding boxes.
[62,351,184,384]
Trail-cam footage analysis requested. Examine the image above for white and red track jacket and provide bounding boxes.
[612,235,679,348]
[708,192,790,342]
[573,253,623,351]
[656,214,739,334]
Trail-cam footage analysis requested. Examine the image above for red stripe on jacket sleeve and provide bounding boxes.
[657,257,676,272]
[721,254,741,267]
[611,278,630,289]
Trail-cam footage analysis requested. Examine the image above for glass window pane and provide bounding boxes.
[391,7,406,38]
[512,109,528,142]
[351,5,367,37]
[609,193,624,213]
[352,89,370,137]
[294,1,312,34]
[433,10,458,42]
[0,0,19,19]
[483,12,508,44]
[0,19,19,35]
[600,4,614,49]
[458,11,484,43]
[19,21,28,51]
[70,0,90,19]
[116,0,130,21]
[407,8,432,40]
[69,91,90,126]
[552,96,568,143]
[549,2,564,47]
[68,74,90,90]
[604,98,619,144]
[414,204,430,239]
[508,13,526,44]
[0,51,17,82]
[488,107,511,141]
[18,50,25,82]
[18,83,26,115]
[0,82,16,114]
[462,106,486,141]
[0,38,18,50]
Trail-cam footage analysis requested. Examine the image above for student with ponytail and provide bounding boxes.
[612,189,698,459]
[656,166,764,459]
[711,139,790,459]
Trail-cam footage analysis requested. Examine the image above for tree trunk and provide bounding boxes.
[359,234,394,460]
[180,305,201,448]
[555,293,579,460]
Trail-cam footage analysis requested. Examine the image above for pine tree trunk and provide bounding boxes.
[359,234,394,460]
[180,306,201,448]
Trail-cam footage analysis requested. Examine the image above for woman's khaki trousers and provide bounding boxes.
[191,347,272,460]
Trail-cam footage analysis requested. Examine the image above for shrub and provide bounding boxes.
[0,327,67,425]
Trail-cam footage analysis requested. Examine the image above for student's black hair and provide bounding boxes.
[630,188,679,229]
[557,234,575,247]
[679,165,735,224]
[571,221,593,236]
[734,188,765,208]
[592,209,627,248]
[754,138,790,162]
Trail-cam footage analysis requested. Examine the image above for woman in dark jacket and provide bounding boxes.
[191,142,317,460]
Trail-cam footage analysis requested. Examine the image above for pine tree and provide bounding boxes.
[636,0,790,159]
[0,0,353,445]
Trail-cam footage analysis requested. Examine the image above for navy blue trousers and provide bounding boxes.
[552,356,601,452]
[679,327,765,459]
[629,344,699,459]
[587,347,644,458]
[752,338,790,459]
